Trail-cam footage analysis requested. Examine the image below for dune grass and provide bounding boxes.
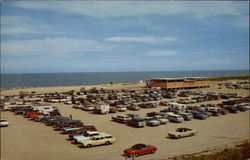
[169,141,250,160]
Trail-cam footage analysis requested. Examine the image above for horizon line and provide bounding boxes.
[1,69,249,75]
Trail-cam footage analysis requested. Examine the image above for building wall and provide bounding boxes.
[147,79,210,88]
[148,80,168,88]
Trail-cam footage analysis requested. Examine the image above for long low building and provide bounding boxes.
[146,77,210,89]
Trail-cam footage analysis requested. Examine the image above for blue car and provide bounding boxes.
[68,129,87,140]
[190,111,208,120]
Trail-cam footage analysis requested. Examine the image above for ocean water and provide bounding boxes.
[1,70,249,89]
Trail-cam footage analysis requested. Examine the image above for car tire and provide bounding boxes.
[105,141,111,145]
[151,150,156,154]
[135,153,139,157]
[86,144,92,148]
[178,135,181,139]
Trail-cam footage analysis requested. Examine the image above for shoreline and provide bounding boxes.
[1,76,249,92]
[0,81,143,92]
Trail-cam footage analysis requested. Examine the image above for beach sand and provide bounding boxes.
[1,80,249,160]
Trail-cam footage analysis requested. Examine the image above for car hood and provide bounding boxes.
[75,136,88,141]
[168,131,180,135]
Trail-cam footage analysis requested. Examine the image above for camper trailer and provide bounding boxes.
[31,103,54,114]
[168,102,186,112]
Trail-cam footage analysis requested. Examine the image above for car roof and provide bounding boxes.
[177,127,191,130]
[132,143,147,149]
[92,134,112,138]
[86,131,99,134]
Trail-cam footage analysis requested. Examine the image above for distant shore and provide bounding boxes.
[1,75,249,92]
[1,70,249,89]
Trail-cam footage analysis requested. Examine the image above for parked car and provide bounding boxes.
[74,131,107,144]
[123,143,157,157]
[68,129,87,140]
[200,111,212,117]
[34,115,45,122]
[235,105,248,112]
[14,107,32,115]
[221,109,229,115]
[112,114,132,123]
[167,114,184,123]
[94,105,110,114]
[62,126,85,134]
[206,107,222,116]
[81,106,95,111]
[0,119,9,127]
[147,111,160,117]
[73,104,81,109]
[127,105,140,111]
[190,111,208,120]
[168,127,198,139]
[127,113,140,119]
[153,115,169,124]
[80,134,116,148]
[116,105,127,112]
[144,117,161,126]
[109,107,118,113]
[128,118,145,128]
[179,113,193,120]
[82,125,97,131]
[223,106,238,113]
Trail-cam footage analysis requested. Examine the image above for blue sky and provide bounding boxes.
[1,1,249,73]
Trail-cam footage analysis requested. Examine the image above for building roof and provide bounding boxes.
[147,77,209,81]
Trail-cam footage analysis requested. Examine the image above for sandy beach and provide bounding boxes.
[1,80,249,160]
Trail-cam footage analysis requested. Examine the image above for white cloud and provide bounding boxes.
[1,27,40,35]
[145,50,179,56]
[12,1,242,18]
[105,36,177,44]
[1,15,49,35]
[190,50,239,55]
[1,37,110,56]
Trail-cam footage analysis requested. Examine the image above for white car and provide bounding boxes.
[167,114,184,123]
[74,131,106,144]
[112,114,132,123]
[81,106,95,111]
[153,115,169,124]
[144,117,161,126]
[116,105,127,112]
[81,134,116,148]
[168,127,198,139]
[0,119,9,127]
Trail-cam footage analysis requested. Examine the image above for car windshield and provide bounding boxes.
[84,133,90,136]
[132,144,146,150]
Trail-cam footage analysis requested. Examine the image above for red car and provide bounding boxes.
[24,112,37,118]
[123,143,157,157]
[30,112,43,119]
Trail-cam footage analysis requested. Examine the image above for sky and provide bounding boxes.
[1,1,249,73]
